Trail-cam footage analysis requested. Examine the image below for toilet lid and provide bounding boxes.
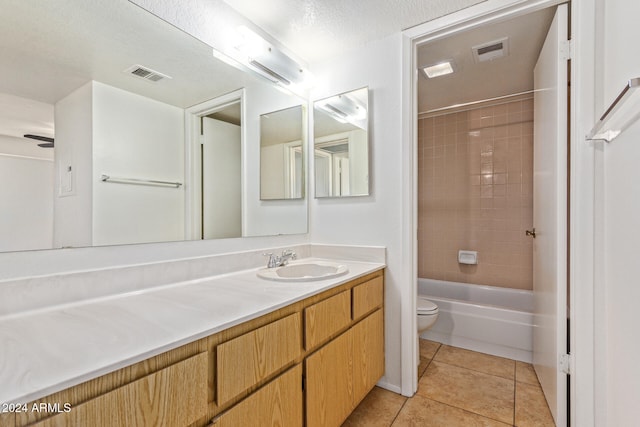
[417,297,438,314]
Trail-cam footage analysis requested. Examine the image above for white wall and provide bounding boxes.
[260,143,287,199]
[0,152,53,252]
[243,81,308,237]
[54,82,186,247]
[310,33,404,392]
[92,82,184,246]
[598,0,640,424]
[54,82,93,248]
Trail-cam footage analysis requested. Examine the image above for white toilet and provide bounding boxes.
[417,296,439,333]
[417,297,439,363]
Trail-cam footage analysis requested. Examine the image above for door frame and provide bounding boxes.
[184,89,246,240]
[400,1,593,424]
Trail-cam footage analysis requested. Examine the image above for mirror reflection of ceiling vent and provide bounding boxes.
[123,64,172,82]
[472,37,509,63]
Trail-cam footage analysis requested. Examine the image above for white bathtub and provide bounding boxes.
[418,278,534,363]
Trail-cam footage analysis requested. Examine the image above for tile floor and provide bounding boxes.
[342,340,555,427]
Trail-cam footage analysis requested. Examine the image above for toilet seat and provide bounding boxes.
[417,297,438,315]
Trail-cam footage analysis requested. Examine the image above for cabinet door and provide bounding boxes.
[352,309,385,405]
[213,365,303,427]
[305,331,353,427]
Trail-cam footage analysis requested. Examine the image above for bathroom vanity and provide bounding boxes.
[0,256,384,427]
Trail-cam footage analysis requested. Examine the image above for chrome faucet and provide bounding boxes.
[263,249,297,268]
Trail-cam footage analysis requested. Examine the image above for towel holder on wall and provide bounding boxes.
[100,174,182,188]
[586,77,640,143]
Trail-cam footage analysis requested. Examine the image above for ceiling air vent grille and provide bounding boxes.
[472,37,510,63]
[123,65,171,82]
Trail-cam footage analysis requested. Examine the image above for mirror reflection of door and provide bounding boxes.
[290,146,303,198]
[201,103,242,239]
[314,140,351,196]
[259,105,305,200]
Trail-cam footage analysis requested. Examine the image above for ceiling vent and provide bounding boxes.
[123,65,171,82]
[472,37,510,63]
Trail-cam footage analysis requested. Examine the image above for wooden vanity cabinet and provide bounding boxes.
[7,269,383,427]
[305,310,384,427]
[305,274,385,427]
[30,352,209,427]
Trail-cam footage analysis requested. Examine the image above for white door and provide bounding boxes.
[202,117,241,239]
[314,151,331,197]
[532,4,568,426]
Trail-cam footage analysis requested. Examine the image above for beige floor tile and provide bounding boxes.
[433,345,515,380]
[418,357,430,379]
[515,361,540,386]
[418,361,515,424]
[420,339,441,360]
[515,382,555,427]
[342,386,407,427]
[392,394,511,427]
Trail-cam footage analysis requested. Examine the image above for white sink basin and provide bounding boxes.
[257,261,348,282]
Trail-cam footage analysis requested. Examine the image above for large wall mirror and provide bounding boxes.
[260,105,305,200]
[313,87,369,198]
[0,0,307,253]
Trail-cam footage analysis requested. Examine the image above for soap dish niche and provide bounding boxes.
[458,250,478,265]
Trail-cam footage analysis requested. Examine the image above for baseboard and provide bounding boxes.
[376,380,402,394]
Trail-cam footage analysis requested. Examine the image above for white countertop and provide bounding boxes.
[0,258,384,405]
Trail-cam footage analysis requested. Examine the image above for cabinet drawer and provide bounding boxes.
[304,290,351,350]
[217,313,301,406]
[212,364,302,427]
[352,275,383,321]
[32,352,208,427]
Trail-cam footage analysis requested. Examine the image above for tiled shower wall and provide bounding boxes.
[417,98,534,290]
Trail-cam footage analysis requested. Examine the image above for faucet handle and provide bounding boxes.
[282,249,296,258]
[262,253,278,268]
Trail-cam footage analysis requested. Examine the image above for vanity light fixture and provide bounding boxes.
[422,61,455,78]
[213,25,314,95]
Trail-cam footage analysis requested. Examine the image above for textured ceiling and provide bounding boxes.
[222,0,486,64]
[0,0,286,146]
[0,0,262,108]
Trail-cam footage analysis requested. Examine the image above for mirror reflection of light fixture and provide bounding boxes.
[313,87,370,198]
[213,25,314,95]
[315,93,367,129]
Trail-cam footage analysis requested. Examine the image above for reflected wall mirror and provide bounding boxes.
[313,87,369,198]
[260,105,305,200]
[0,0,308,253]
